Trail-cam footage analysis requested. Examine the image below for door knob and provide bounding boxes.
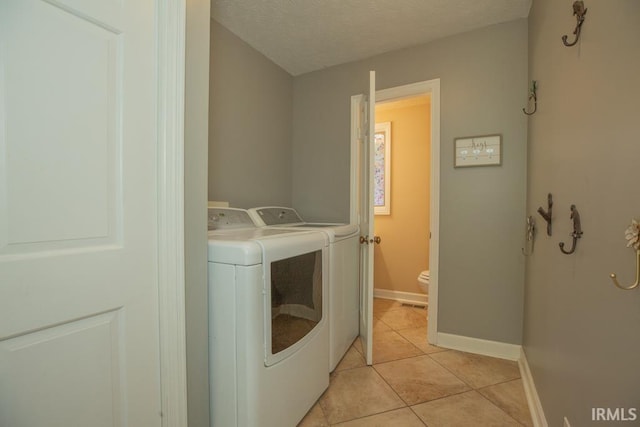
[360,235,381,244]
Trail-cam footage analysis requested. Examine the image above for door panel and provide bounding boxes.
[0,1,161,425]
[1,310,124,427]
[1,0,120,255]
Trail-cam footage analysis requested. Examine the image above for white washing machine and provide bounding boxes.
[248,207,360,372]
[207,208,329,427]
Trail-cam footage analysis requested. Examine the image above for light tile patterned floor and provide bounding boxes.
[299,298,533,427]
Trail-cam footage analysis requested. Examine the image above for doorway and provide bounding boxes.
[373,95,431,306]
[350,79,441,352]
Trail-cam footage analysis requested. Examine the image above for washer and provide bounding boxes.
[248,207,360,372]
[208,208,329,427]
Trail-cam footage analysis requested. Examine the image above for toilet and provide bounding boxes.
[417,270,430,294]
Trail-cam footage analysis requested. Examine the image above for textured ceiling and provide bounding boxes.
[211,0,531,76]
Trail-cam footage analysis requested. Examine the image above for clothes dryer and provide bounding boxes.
[208,208,329,427]
[248,207,359,372]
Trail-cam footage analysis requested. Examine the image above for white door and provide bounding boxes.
[0,1,162,426]
[357,71,376,365]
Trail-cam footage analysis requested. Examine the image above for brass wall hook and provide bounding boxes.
[559,204,583,255]
[562,1,588,47]
[610,250,640,290]
[522,81,537,115]
[537,193,553,236]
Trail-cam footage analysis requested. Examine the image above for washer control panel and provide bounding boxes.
[255,207,303,225]
[208,208,255,230]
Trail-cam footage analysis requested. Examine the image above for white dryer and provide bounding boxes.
[207,208,329,427]
[248,207,360,372]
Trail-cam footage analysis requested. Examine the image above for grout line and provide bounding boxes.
[424,352,470,385]
[327,407,419,427]
[476,377,524,390]
[407,406,429,426]
[426,351,522,390]
[371,364,410,407]
[475,389,526,426]
[372,305,429,364]
[408,389,476,409]
[370,305,427,407]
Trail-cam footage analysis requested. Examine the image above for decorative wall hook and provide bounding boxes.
[610,220,640,290]
[537,193,553,236]
[562,1,588,47]
[559,204,583,255]
[522,216,536,256]
[522,80,537,115]
[610,251,640,290]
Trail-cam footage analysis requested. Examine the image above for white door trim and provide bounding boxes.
[157,1,188,425]
[351,79,441,345]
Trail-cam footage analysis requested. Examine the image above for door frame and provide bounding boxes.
[157,1,188,425]
[350,78,441,345]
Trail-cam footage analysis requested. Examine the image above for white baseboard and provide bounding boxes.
[374,288,428,306]
[519,348,548,427]
[436,332,521,361]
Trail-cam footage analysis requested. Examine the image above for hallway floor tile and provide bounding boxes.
[298,298,533,426]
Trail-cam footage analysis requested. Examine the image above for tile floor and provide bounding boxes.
[298,298,533,426]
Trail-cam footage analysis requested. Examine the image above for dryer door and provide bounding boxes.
[259,234,328,366]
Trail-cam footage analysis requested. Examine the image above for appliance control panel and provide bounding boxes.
[208,208,255,230]
[255,207,303,225]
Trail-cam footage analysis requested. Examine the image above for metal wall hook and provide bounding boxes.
[610,250,640,290]
[522,81,537,115]
[559,235,579,254]
[537,193,553,236]
[522,216,536,256]
[562,1,588,47]
[559,204,583,255]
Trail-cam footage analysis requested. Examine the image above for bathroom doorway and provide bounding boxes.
[373,95,431,306]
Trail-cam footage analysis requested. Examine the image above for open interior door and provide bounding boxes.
[358,71,376,365]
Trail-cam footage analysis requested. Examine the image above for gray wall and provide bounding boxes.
[209,20,293,208]
[185,1,210,426]
[524,1,640,425]
[292,20,528,344]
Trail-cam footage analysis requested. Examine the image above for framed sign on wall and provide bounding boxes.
[454,134,502,167]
